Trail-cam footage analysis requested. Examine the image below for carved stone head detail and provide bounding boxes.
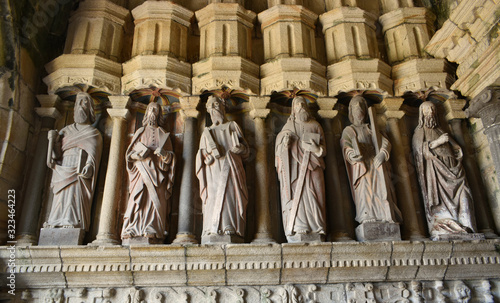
[290,96,311,123]
[417,101,439,129]
[207,95,226,126]
[74,92,96,124]
[348,95,368,126]
[142,102,163,127]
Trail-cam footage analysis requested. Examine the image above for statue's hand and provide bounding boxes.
[154,147,166,157]
[79,164,93,179]
[283,133,291,149]
[48,130,58,140]
[230,144,245,155]
[301,139,320,154]
[205,154,215,165]
[430,133,450,149]
[374,152,385,168]
[349,153,363,162]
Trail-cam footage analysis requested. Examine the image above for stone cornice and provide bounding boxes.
[70,0,130,26]
[319,7,378,32]
[2,240,499,288]
[258,5,318,30]
[379,7,435,33]
[195,3,256,29]
[132,1,194,28]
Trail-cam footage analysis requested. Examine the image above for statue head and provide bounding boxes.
[290,96,311,123]
[142,102,163,127]
[206,95,226,125]
[348,95,368,126]
[418,101,439,129]
[74,92,96,124]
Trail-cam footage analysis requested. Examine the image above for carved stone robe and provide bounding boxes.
[412,126,476,238]
[121,125,175,240]
[47,124,102,230]
[341,124,401,224]
[275,119,327,236]
[196,121,249,237]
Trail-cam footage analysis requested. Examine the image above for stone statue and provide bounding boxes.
[412,101,479,240]
[45,92,103,231]
[196,95,249,243]
[121,102,176,244]
[341,96,402,226]
[275,96,327,242]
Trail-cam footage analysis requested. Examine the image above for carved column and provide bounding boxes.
[92,96,131,245]
[384,97,427,240]
[466,86,500,234]
[173,96,200,244]
[317,98,353,241]
[16,95,61,245]
[249,97,275,243]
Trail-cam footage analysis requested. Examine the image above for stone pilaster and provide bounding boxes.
[192,3,259,94]
[92,96,131,245]
[248,97,275,243]
[383,97,427,240]
[43,0,129,94]
[16,95,62,245]
[258,5,327,95]
[444,98,498,238]
[173,96,200,244]
[320,7,392,95]
[466,86,500,233]
[121,1,193,95]
[379,7,454,96]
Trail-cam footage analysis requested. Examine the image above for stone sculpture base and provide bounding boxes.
[355,222,401,242]
[286,233,324,243]
[201,234,244,244]
[432,233,485,241]
[38,228,85,246]
[122,237,163,246]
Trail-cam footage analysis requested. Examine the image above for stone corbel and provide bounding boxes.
[466,86,500,128]
[249,96,270,120]
[35,95,62,120]
[382,97,405,120]
[316,97,338,119]
[443,98,467,122]
[179,96,201,120]
[107,96,132,120]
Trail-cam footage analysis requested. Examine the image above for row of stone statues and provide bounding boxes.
[41,92,482,245]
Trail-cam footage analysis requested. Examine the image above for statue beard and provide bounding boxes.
[424,115,437,129]
[297,109,310,122]
[74,108,88,124]
[145,113,158,127]
[210,109,224,125]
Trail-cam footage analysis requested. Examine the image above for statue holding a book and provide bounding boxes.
[196,95,250,243]
[121,102,176,244]
[44,92,103,231]
[275,96,327,242]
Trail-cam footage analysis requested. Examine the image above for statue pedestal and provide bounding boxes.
[286,233,324,243]
[355,222,401,242]
[201,234,244,244]
[122,237,162,246]
[432,233,485,241]
[38,228,85,246]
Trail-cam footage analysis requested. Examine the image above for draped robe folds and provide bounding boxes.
[196,121,249,237]
[275,119,327,236]
[341,124,401,224]
[121,126,176,240]
[412,126,476,238]
[47,124,103,230]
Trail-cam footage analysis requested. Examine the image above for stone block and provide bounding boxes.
[355,222,401,242]
[130,245,186,286]
[122,237,161,245]
[445,240,500,280]
[38,228,85,246]
[260,58,327,96]
[185,245,225,286]
[192,56,259,94]
[122,55,191,95]
[226,243,281,285]
[22,247,65,288]
[415,240,452,280]
[433,233,485,241]
[0,71,14,110]
[329,242,391,283]
[202,234,244,244]
[327,59,393,96]
[387,241,424,281]
[392,58,455,96]
[0,144,28,187]
[60,246,132,288]
[282,242,331,284]
[286,233,324,243]
[43,54,122,95]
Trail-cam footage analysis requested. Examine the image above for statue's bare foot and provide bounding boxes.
[297,229,309,234]
[364,219,376,223]
[224,227,236,235]
[62,225,74,229]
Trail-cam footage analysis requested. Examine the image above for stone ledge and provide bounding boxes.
[1,240,499,288]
